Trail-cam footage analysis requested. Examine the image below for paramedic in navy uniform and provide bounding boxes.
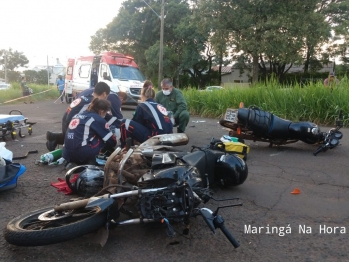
[63,81,123,132]
[46,81,123,151]
[120,80,173,147]
[62,98,116,165]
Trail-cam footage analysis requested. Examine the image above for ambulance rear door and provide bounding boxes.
[72,57,93,92]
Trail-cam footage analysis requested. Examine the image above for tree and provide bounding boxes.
[195,0,349,82]
[0,70,21,83]
[90,0,215,88]
[0,48,29,70]
[196,1,310,82]
[301,0,349,73]
[90,0,169,76]
[23,70,49,85]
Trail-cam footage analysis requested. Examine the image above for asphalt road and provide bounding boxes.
[0,100,348,262]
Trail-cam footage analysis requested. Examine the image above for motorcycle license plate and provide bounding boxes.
[224,108,238,123]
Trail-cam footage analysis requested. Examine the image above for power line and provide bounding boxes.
[142,0,161,18]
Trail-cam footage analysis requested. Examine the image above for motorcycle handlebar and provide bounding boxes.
[313,145,325,156]
[200,208,240,248]
[214,215,240,248]
[219,222,240,248]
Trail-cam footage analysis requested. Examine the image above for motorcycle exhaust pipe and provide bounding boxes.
[54,199,89,212]
[117,218,154,225]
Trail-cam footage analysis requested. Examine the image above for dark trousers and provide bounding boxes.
[175,110,190,132]
[63,144,102,164]
[120,120,153,147]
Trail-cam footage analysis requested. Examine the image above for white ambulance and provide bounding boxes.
[64,52,145,104]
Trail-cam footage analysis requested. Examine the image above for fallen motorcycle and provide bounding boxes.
[219,105,343,155]
[4,133,246,247]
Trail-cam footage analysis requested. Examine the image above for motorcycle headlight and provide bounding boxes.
[187,167,201,180]
[185,167,203,188]
[119,85,129,93]
[311,127,319,135]
[330,138,339,147]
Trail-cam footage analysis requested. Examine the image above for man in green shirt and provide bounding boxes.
[155,78,190,133]
[20,76,33,104]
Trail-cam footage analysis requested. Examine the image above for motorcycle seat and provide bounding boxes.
[238,108,291,138]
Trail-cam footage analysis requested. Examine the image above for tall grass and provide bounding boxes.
[0,83,58,104]
[1,81,348,127]
[184,77,349,127]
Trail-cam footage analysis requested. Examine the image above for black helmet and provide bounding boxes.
[214,154,248,186]
[65,165,104,197]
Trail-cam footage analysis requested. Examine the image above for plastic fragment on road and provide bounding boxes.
[290,188,301,194]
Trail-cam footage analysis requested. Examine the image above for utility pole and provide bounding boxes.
[47,55,50,86]
[4,51,7,83]
[158,0,165,90]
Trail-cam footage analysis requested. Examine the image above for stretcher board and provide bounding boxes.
[0,112,35,141]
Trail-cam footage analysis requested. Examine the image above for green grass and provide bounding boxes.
[0,82,58,105]
[184,77,349,127]
[1,81,348,127]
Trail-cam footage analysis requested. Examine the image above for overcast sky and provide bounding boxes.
[0,0,124,68]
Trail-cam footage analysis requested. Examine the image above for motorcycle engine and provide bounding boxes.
[138,182,198,222]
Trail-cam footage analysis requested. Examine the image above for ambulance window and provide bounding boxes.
[100,64,108,77]
[79,64,91,78]
[66,66,73,75]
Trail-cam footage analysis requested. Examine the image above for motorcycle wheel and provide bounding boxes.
[4,206,107,246]
[65,94,73,104]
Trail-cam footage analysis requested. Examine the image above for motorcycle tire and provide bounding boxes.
[65,94,73,104]
[4,206,107,246]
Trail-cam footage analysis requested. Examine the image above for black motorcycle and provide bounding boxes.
[219,105,343,155]
[4,134,247,247]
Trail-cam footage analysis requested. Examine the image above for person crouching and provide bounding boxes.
[120,80,173,147]
[62,98,116,165]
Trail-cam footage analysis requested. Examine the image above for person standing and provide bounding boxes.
[120,80,173,147]
[155,78,189,133]
[20,76,33,104]
[56,75,65,103]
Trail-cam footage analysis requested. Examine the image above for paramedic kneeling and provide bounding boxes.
[155,78,189,133]
[46,81,123,151]
[120,81,173,147]
[62,98,116,165]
